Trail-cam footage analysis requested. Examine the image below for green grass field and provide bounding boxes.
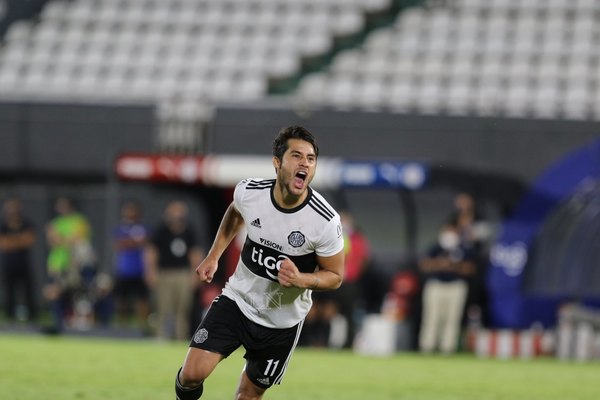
[1,333,599,400]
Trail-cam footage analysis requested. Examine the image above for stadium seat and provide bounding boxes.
[328,75,359,110]
[532,84,561,119]
[0,0,369,109]
[387,78,417,113]
[446,78,475,116]
[1,0,599,131]
[296,73,328,106]
[284,0,600,120]
[3,21,33,43]
[356,77,386,110]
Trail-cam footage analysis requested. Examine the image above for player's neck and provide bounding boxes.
[273,182,307,209]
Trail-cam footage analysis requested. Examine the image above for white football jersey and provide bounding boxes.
[221,178,344,329]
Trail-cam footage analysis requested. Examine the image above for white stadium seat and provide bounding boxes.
[0,0,599,123]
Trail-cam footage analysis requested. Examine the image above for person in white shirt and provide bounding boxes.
[175,125,345,400]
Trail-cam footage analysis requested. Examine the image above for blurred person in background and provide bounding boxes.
[112,200,151,335]
[418,222,476,354]
[335,211,371,348]
[0,197,37,322]
[43,196,96,333]
[447,192,492,327]
[301,284,338,347]
[448,192,491,257]
[381,269,420,351]
[301,211,371,348]
[145,200,204,341]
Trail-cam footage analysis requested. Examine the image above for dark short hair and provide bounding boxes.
[272,125,319,160]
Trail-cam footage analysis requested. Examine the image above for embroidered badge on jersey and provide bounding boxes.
[193,328,208,344]
[287,231,305,247]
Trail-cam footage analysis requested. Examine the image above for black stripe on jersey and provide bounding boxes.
[241,236,317,282]
[247,179,275,190]
[308,197,335,221]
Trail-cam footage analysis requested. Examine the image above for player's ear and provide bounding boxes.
[272,156,281,172]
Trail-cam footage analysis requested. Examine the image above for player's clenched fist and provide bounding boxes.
[195,258,218,283]
[278,258,301,288]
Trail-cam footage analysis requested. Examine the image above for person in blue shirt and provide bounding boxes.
[112,200,151,334]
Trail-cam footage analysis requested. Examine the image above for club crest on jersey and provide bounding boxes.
[288,231,305,248]
[193,328,208,344]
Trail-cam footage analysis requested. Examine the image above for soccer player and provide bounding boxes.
[175,126,345,400]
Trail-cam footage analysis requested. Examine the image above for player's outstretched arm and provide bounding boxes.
[278,250,345,290]
[195,202,244,283]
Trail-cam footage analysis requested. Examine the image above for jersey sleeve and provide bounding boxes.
[232,179,249,215]
[315,213,345,257]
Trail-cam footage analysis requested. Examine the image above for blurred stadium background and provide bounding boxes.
[1,0,600,361]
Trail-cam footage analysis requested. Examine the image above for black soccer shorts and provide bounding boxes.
[189,295,303,388]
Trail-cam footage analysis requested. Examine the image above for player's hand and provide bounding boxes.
[195,258,218,283]
[278,258,301,288]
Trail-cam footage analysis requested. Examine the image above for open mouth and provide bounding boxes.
[296,171,307,180]
[293,171,307,189]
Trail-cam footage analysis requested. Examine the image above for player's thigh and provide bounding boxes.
[180,347,223,383]
[245,347,291,388]
[244,323,302,388]
[184,295,244,382]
